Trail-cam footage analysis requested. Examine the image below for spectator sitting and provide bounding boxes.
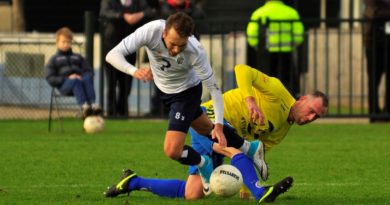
[45,27,102,118]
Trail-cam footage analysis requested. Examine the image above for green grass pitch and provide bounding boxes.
[0,119,389,205]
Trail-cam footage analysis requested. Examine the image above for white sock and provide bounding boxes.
[239,140,251,154]
[92,103,99,109]
[198,156,205,167]
[82,103,89,109]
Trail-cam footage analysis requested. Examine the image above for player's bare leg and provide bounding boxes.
[190,113,214,135]
[163,130,187,159]
[184,175,204,199]
[164,129,213,195]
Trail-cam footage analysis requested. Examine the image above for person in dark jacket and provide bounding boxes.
[160,0,204,20]
[100,0,158,118]
[364,0,390,121]
[45,27,101,118]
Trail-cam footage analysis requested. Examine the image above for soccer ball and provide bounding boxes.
[210,164,243,197]
[83,116,105,134]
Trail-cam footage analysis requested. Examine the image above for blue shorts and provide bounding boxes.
[188,128,225,174]
[188,107,231,175]
[157,83,204,133]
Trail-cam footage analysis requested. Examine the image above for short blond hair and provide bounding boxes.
[56,27,73,42]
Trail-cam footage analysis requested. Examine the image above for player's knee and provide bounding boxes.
[184,175,205,200]
[164,146,181,160]
[184,186,204,200]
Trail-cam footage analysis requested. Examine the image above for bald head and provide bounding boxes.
[290,91,328,125]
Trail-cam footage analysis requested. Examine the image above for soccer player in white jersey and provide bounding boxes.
[103,12,270,199]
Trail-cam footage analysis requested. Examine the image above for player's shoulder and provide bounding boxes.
[187,36,206,56]
[130,19,165,46]
[142,19,165,31]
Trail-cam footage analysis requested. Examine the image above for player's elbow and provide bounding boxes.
[234,64,248,73]
[105,49,115,65]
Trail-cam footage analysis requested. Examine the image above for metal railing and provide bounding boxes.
[0,18,389,121]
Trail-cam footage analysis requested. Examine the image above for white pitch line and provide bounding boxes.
[294,182,362,187]
[4,182,363,189]
[4,184,105,189]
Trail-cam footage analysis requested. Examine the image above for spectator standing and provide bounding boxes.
[99,0,158,118]
[363,0,390,121]
[45,27,102,118]
[160,0,204,20]
[246,0,304,98]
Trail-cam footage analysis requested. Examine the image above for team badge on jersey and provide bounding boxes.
[177,56,184,64]
[213,83,220,90]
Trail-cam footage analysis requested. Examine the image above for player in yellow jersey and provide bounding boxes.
[189,64,328,199]
[104,64,328,203]
[201,64,326,150]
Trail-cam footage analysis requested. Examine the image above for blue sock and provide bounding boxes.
[231,153,266,201]
[128,177,186,198]
[247,140,259,158]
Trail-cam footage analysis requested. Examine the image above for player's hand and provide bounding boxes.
[239,186,251,200]
[245,96,265,126]
[211,123,226,148]
[134,67,153,82]
[240,191,251,200]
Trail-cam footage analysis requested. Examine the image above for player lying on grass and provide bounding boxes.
[103,64,328,203]
[104,151,292,203]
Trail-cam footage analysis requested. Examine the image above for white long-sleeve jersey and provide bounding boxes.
[106,19,224,124]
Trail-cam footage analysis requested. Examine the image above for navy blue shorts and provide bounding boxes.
[157,83,204,133]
